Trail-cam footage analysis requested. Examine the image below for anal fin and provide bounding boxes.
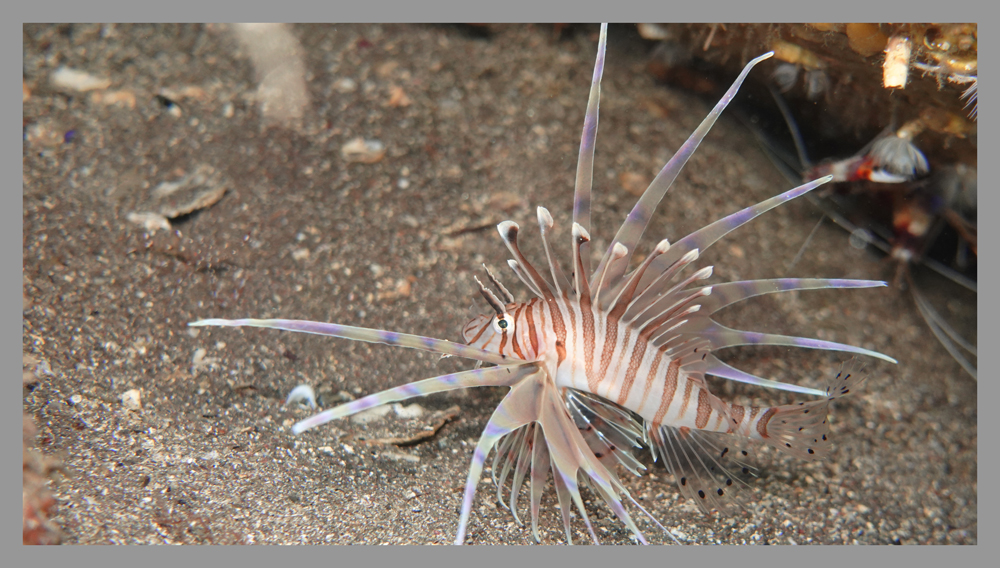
[647,424,757,516]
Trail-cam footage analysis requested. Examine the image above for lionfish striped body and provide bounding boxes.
[191,24,894,544]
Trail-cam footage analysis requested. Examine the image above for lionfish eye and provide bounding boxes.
[493,313,514,334]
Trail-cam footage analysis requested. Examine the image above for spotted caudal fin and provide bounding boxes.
[758,360,868,461]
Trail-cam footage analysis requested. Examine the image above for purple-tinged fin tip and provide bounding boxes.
[592,51,779,295]
[292,363,540,435]
[187,317,511,365]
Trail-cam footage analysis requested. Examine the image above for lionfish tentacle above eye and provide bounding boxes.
[483,264,515,305]
[474,275,506,317]
[189,23,895,545]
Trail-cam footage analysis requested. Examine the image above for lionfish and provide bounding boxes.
[190,24,895,544]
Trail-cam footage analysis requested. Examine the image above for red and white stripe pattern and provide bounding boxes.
[463,272,819,445]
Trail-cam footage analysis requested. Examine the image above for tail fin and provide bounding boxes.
[759,361,867,461]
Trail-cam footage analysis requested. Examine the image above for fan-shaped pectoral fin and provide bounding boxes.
[455,369,547,544]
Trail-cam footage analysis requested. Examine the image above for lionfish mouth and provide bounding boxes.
[189,23,894,545]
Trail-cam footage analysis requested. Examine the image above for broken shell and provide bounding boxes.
[285,384,318,409]
[121,389,142,411]
[341,137,386,164]
[50,67,111,92]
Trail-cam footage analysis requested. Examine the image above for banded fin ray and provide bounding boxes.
[684,320,898,363]
[591,51,776,298]
[293,363,540,434]
[456,370,548,544]
[695,278,888,315]
[188,318,511,365]
[572,22,608,280]
[565,389,646,477]
[534,379,648,545]
[633,175,833,299]
[505,425,535,525]
[493,425,531,514]
[703,354,826,396]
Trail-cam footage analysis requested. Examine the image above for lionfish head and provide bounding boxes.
[456,261,519,352]
[460,311,507,350]
[463,300,519,354]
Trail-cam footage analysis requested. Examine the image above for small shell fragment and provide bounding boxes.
[191,347,220,374]
[341,137,386,163]
[392,402,426,419]
[150,164,228,219]
[636,23,671,41]
[126,211,172,233]
[351,405,394,424]
[285,384,318,409]
[231,23,310,126]
[50,67,111,92]
[386,85,412,108]
[334,78,358,93]
[121,389,142,412]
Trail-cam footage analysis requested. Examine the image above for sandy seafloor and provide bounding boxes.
[22,23,976,545]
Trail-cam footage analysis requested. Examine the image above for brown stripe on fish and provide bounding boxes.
[638,349,665,410]
[676,374,696,423]
[757,407,778,439]
[525,299,539,356]
[581,301,597,393]
[559,297,575,368]
[695,388,712,429]
[616,329,646,406]
[467,319,491,346]
[547,298,569,366]
[510,303,525,360]
[497,319,509,355]
[653,358,682,425]
[729,404,746,433]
